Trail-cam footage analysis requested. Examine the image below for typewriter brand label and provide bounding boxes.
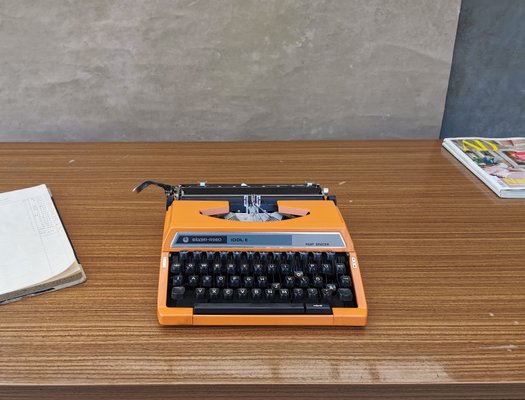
[171,232,345,248]
[176,235,228,245]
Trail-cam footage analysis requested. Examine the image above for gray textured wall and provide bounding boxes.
[441,0,525,138]
[0,0,460,141]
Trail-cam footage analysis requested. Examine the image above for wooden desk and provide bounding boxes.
[0,141,524,399]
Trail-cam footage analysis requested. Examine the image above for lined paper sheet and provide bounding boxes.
[0,185,76,295]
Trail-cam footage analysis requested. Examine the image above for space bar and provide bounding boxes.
[194,303,305,315]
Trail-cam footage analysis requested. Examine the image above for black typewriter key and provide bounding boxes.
[280,263,291,274]
[307,288,318,300]
[306,264,318,274]
[267,264,277,274]
[212,263,222,274]
[299,251,308,262]
[201,275,212,288]
[251,288,262,301]
[244,276,254,288]
[195,288,206,300]
[313,275,324,288]
[257,276,268,288]
[216,275,226,288]
[198,263,209,274]
[194,303,305,315]
[230,275,241,288]
[321,263,332,274]
[294,270,304,278]
[293,263,303,275]
[257,251,266,261]
[305,303,331,315]
[226,263,236,275]
[172,274,184,287]
[293,288,304,301]
[321,288,333,300]
[285,276,295,288]
[209,288,220,300]
[223,288,234,300]
[188,275,199,288]
[185,263,195,274]
[264,288,275,301]
[338,288,353,302]
[335,263,345,275]
[170,263,182,274]
[171,286,185,300]
[253,264,264,275]
[279,288,289,301]
[271,282,281,290]
[339,275,351,288]
[298,276,310,288]
[237,288,248,300]
[239,263,250,275]
[326,283,337,292]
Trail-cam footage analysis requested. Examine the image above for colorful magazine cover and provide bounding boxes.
[446,137,525,190]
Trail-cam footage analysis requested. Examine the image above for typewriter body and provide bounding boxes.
[135,181,367,326]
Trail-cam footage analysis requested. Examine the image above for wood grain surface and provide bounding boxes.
[0,141,524,399]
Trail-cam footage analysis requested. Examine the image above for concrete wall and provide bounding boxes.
[441,0,525,138]
[0,0,460,141]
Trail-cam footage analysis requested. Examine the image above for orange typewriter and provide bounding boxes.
[134,181,367,326]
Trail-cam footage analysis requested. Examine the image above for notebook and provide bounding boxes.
[0,184,86,304]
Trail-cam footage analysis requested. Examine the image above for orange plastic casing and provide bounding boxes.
[157,200,367,326]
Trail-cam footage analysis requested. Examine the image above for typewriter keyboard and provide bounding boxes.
[167,251,357,314]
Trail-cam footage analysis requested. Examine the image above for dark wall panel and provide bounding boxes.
[441,0,525,138]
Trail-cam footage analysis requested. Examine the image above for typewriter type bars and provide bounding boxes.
[135,181,368,326]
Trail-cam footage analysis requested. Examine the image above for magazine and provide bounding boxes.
[442,137,525,198]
